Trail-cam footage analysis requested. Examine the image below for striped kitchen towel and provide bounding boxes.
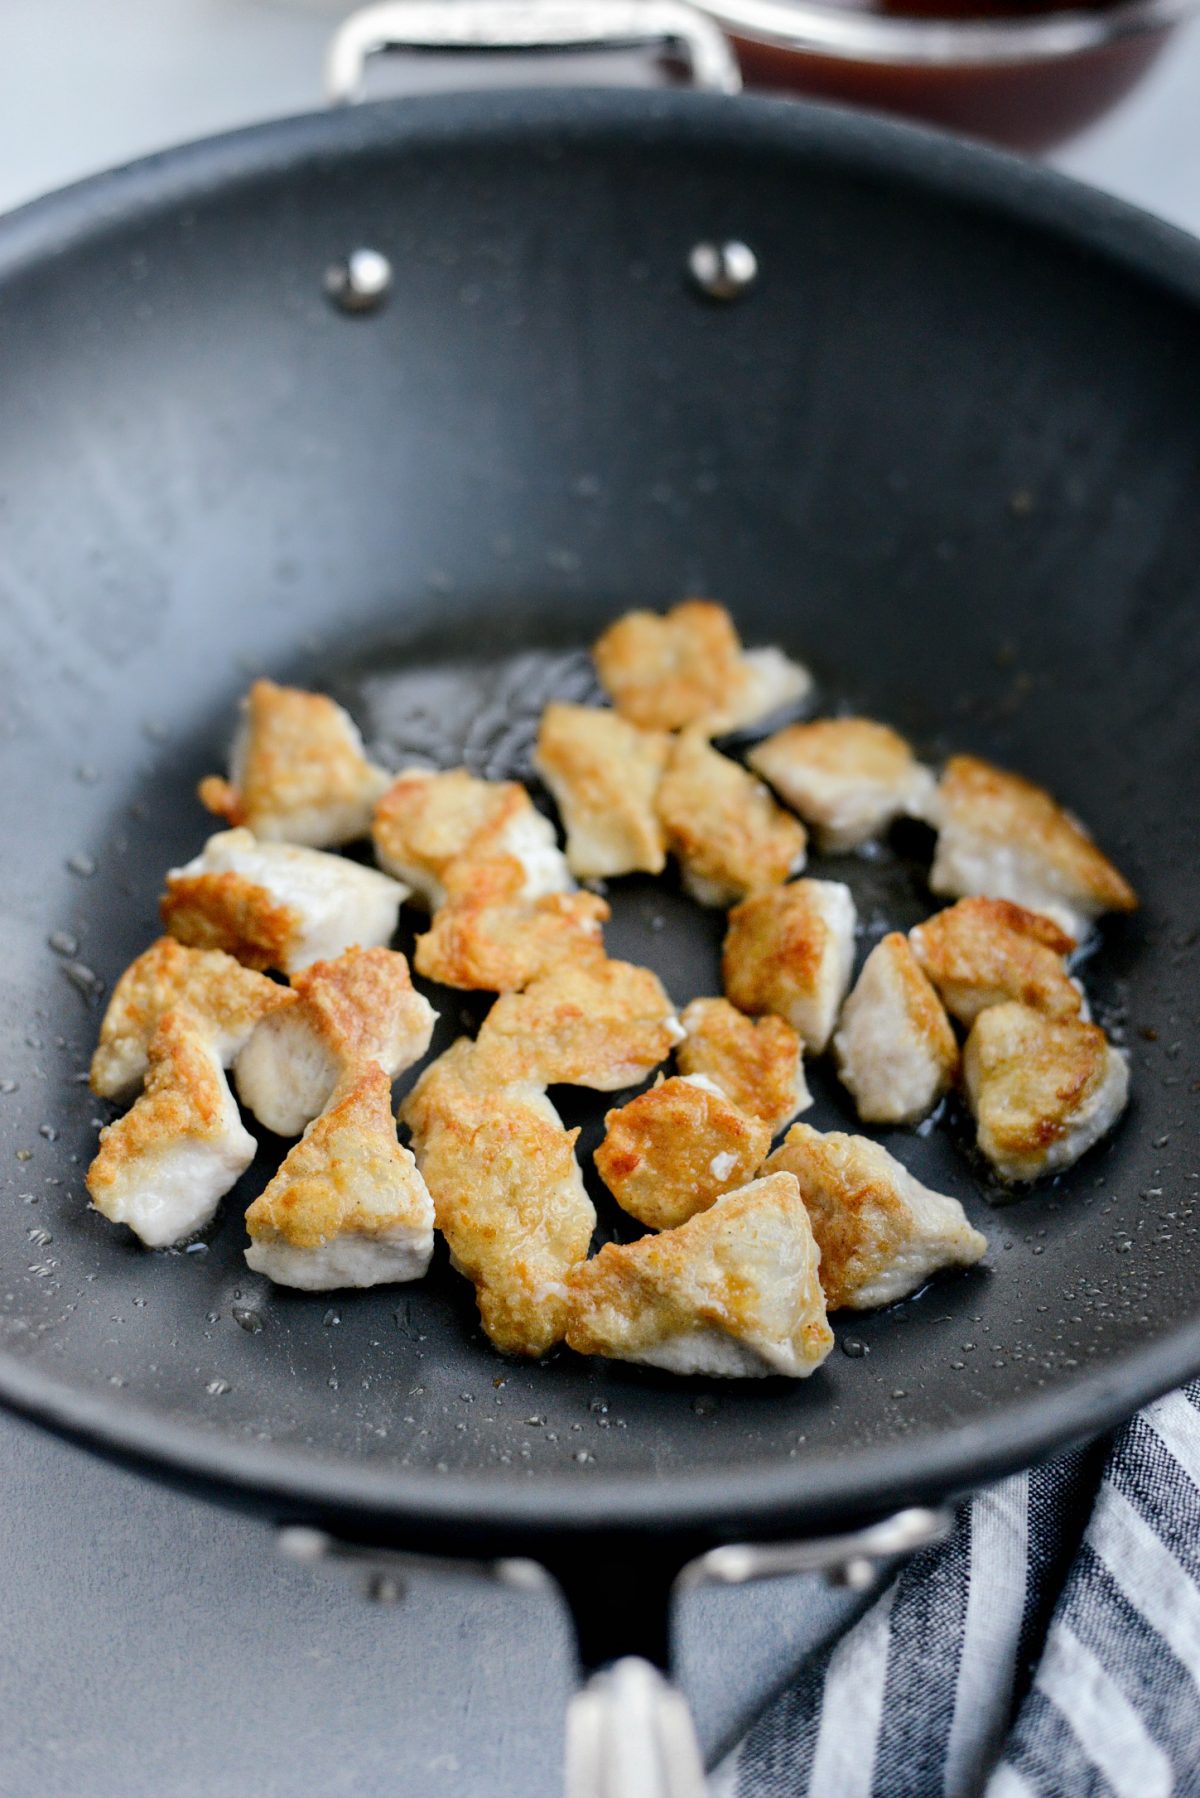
[716,1380,1200,1798]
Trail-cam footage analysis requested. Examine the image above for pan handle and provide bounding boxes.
[560,1505,950,1797]
[324,0,743,102]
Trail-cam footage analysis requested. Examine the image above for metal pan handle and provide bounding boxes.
[325,0,743,101]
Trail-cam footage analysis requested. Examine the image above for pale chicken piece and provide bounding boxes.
[722,879,857,1053]
[401,1039,595,1356]
[677,997,811,1136]
[372,766,570,911]
[198,679,390,848]
[594,1075,772,1231]
[656,730,807,907]
[473,957,684,1091]
[747,716,935,852]
[244,1063,434,1290]
[565,1172,834,1378]
[832,933,958,1127]
[763,1124,987,1310]
[926,754,1138,941]
[593,601,810,735]
[90,936,295,1104]
[534,703,670,879]
[413,858,609,992]
[909,896,1081,1026]
[724,646,814,734]
[234,946,437,1137]
[161,828,406,974]
[962,1001,1129,1183]
[86,1011,256,1248]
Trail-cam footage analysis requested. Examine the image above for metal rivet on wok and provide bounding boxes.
[325,247,393,313]
[687,240,758,301]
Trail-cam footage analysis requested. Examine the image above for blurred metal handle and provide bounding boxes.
[325,0,743,101]
[566,1658,707,1798]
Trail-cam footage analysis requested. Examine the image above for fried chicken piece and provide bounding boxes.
[373,767,570,911]
[722,879,857,1053]
[473,957,684,1091]
[747,716,934,852]
[244,1063,434,1289]
[926,754,1138,941]
[161,829,406,974]
[909,897,1081,1027]
[198,679,389,848]
[413,859,609,992]
[594,1075,772,1231]
[656,730,807,907]
[86,1012,256,1248]
[401,1040,595,1356]
[234,946,437,1137]
[565,1172,833,1378]
[677,997,810,1136]
[763,1124,987,1310]
[90,936,294,1104]
[962,1001,1129,1183]
[832,933,958,1126]
[593,600,810,734]
[534,703,670,879]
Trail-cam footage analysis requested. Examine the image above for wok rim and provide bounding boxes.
[2,86,1199,1546]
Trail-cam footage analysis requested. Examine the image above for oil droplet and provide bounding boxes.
[574,1450,594,1464]
[233,1305,263,1335]
[26,1227,52,1247]
[62,962,104,1003]
[48,932,79,957]
[204,1311,220,1324]
[108,1374,126,1387]
[526,1415,544,1427]
[841,1338,869,1359]
[206,1378,231,1396]
[0,1082,16,1095]
[38,1125,58,1142]
[67,854,96,877]
[323,1307,341,1327]
[184,1242,208,1257]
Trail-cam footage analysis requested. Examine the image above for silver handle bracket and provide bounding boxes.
[325,0,743,102]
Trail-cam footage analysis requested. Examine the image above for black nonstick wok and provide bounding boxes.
[1,35,1199,1790]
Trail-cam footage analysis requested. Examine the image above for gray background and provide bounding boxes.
[1,4,1198,1793]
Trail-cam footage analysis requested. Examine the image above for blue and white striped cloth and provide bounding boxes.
[715,1381,1200,1798]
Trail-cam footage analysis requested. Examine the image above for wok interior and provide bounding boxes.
[0,95,1197,1525]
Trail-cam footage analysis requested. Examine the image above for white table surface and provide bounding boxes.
[1,5,1197,1793]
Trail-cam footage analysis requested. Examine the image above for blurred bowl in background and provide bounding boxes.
[693,0,1196,150]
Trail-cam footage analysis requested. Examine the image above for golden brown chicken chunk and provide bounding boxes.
[909,897,1081,1026]
[656,730,807,907]
[234,946,437,1137]
[722,879,857,1053]
[161,829,406,974]
[244,1063,434,1290]
[747,716,935,852]
[592,600,810,734]
[473,957,683,1091]
[926,754,1137,941]
[413,858,609,992]
[677,997,810,1136]
[87,1011,256,1248]
[90,936,294,1104]
[534,702,670,879]
[962,1002,1129,1183]
[832,933,958,1126]
[401,1040,595,1356]
[565,1172,833,1378]
[198,679,389,848]
[594,1075,771,1231]
[372,767,569,911]
[763,1124,987,1310]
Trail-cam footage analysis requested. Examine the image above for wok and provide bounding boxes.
[1,13,1198,1785]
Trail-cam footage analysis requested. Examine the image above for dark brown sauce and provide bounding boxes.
[732,4,1173,152]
